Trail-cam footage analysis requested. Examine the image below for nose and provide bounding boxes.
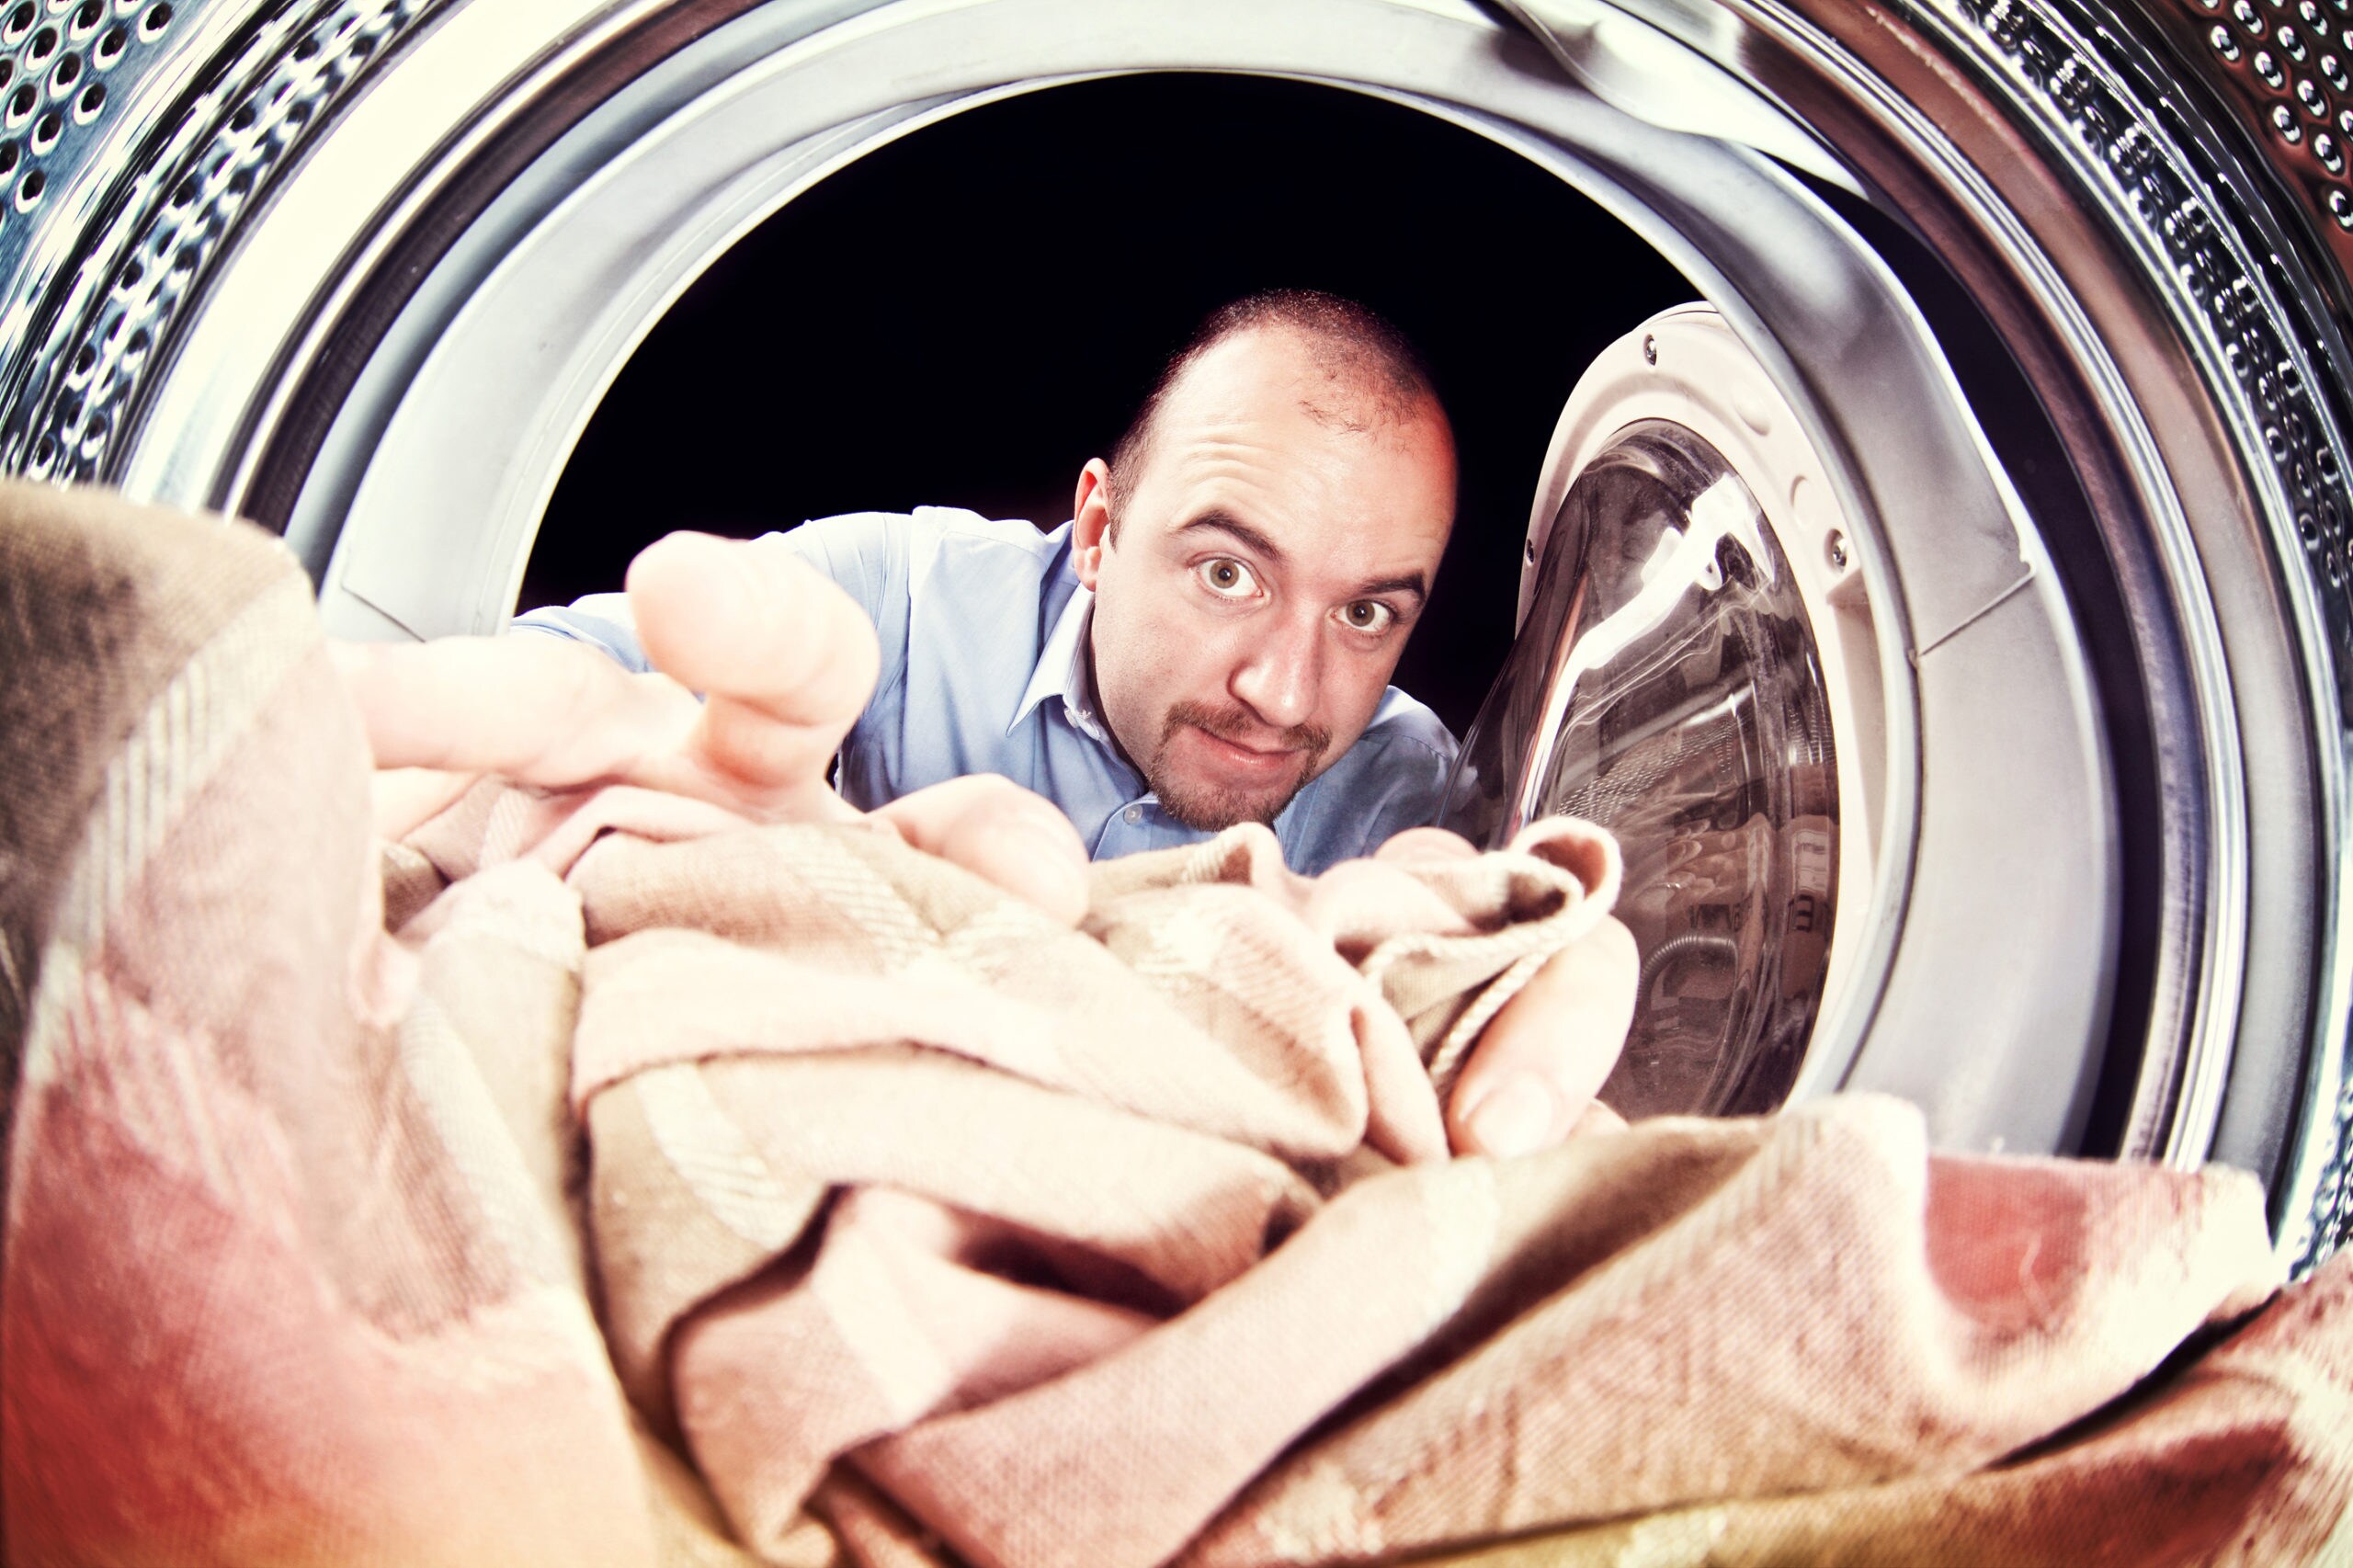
[1229,612,1323,733]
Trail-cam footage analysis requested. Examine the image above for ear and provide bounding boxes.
[1071,458,1115,591]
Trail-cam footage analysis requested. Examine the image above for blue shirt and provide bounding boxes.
[510,508,1459,875]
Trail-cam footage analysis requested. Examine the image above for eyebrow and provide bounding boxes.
[1176,511,1285,564]
[1176,512,1429,607]
[1354,572,1429,608]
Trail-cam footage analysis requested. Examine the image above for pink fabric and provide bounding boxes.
[4,487,2349,1568]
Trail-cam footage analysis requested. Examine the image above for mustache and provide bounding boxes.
[1164,700,1332,765]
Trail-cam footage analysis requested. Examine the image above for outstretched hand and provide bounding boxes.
[331,530,1092,925]
[333,530,1638,1158]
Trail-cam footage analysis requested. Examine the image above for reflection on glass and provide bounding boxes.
[1439,422,1837,1118]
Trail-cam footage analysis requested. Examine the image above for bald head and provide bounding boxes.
[1068,290,1457,833]
[1106,290,1453,528]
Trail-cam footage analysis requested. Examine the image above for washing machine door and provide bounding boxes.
[1443,302,2116,1152]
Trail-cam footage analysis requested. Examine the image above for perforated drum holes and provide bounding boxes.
[0,0,434,480]
[2165,0,2353,243]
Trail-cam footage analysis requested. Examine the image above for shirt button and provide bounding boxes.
[1123,805,1143,824]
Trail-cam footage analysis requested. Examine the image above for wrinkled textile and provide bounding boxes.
[4,488,2352,1568]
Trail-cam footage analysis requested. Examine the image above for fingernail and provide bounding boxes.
[1466,1076,1558,1159]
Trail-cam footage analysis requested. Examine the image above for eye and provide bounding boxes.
[1339,599,1397,634]
[1195,557,1259,598]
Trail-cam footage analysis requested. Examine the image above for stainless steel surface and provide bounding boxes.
[0,0,446,480]
[1454,421,1841,1120]
[0,0,2341,1271]
[1485,0,1856,188]
[1569,0,2346,1267]
[1776,0,2346,1274]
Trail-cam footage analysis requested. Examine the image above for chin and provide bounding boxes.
[1154,777,1301,834]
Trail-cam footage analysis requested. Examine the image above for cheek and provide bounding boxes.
[1106,579,1227,682]
[1090,580,1212,742]
[1327,650,1402,734]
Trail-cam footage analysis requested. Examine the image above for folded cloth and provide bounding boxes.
[3,486,2349,1568]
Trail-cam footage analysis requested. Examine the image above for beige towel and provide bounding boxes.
[4,486,2348,1568]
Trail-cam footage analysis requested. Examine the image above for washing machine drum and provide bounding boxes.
[4,0,2349,1276]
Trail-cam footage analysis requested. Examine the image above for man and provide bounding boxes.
[512,290,1460,874]
[337,290,1637,1158]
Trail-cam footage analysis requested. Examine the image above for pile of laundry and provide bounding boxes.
[3,486,2347,1566]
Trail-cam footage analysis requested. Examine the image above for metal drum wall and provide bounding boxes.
[0,0,2345,1277]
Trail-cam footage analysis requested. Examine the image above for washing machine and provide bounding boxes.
[2,0,2347,1278]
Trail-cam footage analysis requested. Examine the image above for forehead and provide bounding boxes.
[1130,329,1456,563]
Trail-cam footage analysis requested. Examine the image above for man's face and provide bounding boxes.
[1073,326,1457,831]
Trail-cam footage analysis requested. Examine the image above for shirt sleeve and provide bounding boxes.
[506,594,652,671]
[506,515,913,702]
[768,514,913,711]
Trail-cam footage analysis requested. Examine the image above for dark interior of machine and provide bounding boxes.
[527,71,1699,735]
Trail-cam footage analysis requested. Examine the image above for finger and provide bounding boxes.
[369,766,482,843]
[330,635,696,784]
[1448,915,1639,1158]
[628,532,880,804]
[871,774,1091,926]
[1371,826,1480,866]
[1566,1100,1629,1139]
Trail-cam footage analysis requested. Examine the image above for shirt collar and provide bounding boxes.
[1010,583,1110,743]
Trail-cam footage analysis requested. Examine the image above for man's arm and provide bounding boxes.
[510,514,915,700]
[340,528,1089,919]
